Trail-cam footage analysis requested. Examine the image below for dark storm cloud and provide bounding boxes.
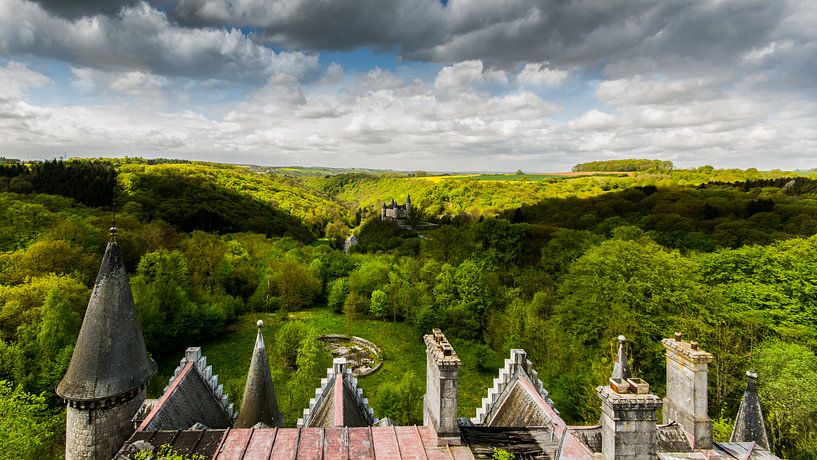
[168,0,803,74]
[29,0,138,18]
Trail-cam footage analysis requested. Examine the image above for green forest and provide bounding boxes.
[1,158,816,458]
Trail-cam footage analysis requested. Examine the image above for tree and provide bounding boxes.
[327,278,349,313]
[267,258,321,312]
[374,371,423,425]
[754,341,817,458]
[0,380,61,459]
[369,290,388,319]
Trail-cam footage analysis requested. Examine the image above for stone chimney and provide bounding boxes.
[597,336,662,460]
[423,328,462,446]
[662,332,713,449]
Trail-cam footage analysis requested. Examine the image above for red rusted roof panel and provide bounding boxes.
[395,426,427,460]
[297,427,324,460]
[243,428,277,460]
[347,428,375,460]
[372,426,401,459]
[215,429,253,460]
[323,427,347,460]
[270,428,299,460]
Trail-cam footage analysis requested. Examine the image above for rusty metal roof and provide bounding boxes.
[117,426,476,459]
[56,238,155,401]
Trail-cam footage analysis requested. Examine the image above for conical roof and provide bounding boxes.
[57,229,155,401]
[234,320,284,428]
[611,335,631,380]
[730,370,770,449]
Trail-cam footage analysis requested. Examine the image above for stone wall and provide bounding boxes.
[65,389,145,460]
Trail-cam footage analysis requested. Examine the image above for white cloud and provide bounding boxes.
[0,61,50,101]
[516,63,569,87]
[434,60,507,91]
[0,0,320,82]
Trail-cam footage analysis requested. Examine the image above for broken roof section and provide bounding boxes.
[235,320,284,428]
[57,229,156,402]
[298,357,378,428]
[472,349,558,427]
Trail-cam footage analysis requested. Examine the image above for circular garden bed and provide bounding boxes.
[318,334,383,377]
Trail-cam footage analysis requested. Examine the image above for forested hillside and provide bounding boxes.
[0,160,816,458]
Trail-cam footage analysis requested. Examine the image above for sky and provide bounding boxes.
[0,0,816,171]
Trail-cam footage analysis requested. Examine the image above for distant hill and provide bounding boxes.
[572,159,674,172]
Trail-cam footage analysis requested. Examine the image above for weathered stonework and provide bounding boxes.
[424,328,461,446]
[66,388,145,460]
[597,386,662,460]
[662,335,714,449]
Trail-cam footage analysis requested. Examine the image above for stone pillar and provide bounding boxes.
[662,333,714,449]
[65,386,146,460]
[423,328,461,446]
[597,383,662,460]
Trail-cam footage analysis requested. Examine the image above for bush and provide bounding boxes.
[327,278,349,313]
[275,322,309,370]
[369,290,388,319]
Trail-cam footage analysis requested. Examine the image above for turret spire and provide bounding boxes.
[57,229,155,402]
[234,320,284,428]
[730,370,770,449]
[611,335,631,380]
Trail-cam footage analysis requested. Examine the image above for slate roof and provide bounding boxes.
[57,233,156,402]
[298,358,377,428]
[730,371,770,449]
[137,347,234,431]
[235,321,284,428]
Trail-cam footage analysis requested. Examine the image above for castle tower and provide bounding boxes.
[405,194,413,216]
[234,320,284,427]
[57,228,156,460]
[730,370,770,449]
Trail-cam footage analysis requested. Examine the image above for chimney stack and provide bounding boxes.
[424,329,462,446]
[662,333,713,449]
[598,336,662,460]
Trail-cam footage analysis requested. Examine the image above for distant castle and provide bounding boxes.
[58,229,778,459]
[381,195,412,223]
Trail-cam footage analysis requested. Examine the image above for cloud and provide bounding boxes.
[71,67,168,99]
[0,61,50,101]
[28,0,138,18]
[167,0,813,80]
[516,63,569,87]
[434,60,507,91]
[0,0,320,82]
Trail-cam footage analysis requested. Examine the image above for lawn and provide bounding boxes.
[149,307,504,427]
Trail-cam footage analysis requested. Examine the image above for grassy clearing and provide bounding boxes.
[149,307,503,426]
[446,174,563,182]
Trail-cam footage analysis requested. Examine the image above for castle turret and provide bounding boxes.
[405,194,413,216]
[57,227,156,460]
[234,320,284,428]
[730,370,770,449]
[662,332,713,449]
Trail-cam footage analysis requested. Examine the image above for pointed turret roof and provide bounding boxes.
[406,194,411,203]
[234,320,284,428]
[730,370,770,449]
[611,335,631,380]
[57,228,155,401]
